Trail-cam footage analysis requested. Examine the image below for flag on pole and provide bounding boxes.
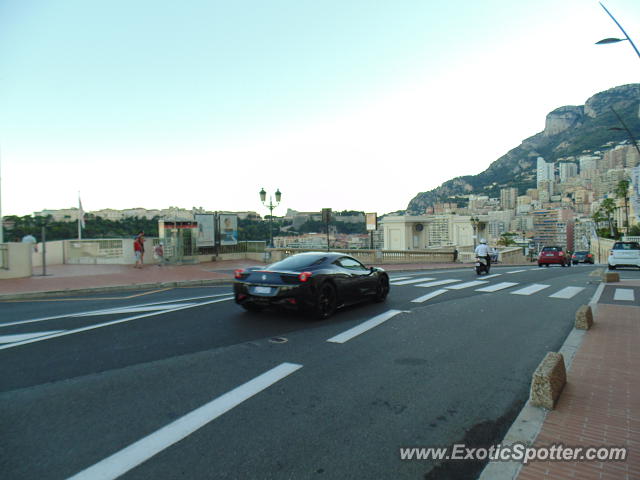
[78,196,85,228]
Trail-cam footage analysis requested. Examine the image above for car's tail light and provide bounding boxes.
[572,254,576,258]
[298,271,313,282]
[234,269,245,279]
[587,254,592,258]
[609,250,614,256]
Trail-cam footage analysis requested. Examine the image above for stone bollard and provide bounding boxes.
[530,352,566,410]
[602,272,620,283]
[575,305,593,330]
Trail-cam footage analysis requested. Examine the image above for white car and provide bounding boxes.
[608,241,640,270]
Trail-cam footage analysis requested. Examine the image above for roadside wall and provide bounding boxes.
[0,243,33,279]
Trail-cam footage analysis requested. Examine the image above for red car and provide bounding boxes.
[538,246,568,267]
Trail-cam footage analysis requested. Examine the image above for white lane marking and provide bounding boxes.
[445,280,489,290]
[475,282,519,292]
[327,310,402,344]
[510,284,551,296]
[67,362,302,480]
[613,289,635,302]
[549,287,585,299]
[414,279,460,288]
[506,270,527,274]
[480,274,502,279]
[0,297,234,351]
[0,293,232,328]
[411,289,448,303]
[70,303,197,317]
[388,276,413,282]
[390,277,435,286]
[0,330,65,344]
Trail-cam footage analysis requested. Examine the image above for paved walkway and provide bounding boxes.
[515,279,640,480]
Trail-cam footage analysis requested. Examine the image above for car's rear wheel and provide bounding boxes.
[314,282,337,320]
[545,264,550,267]
[608,264,616,270]
[538,263,542,267]
[374,275,389,302]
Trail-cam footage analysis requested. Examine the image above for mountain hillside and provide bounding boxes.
[406,84,640,214]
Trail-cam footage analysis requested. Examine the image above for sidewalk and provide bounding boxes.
[0,260,471,300]
[515,278,640,480]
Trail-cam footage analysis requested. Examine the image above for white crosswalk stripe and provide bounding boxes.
[389,276,414,282]
[414,279,460,288]
[506,270,527,274]
[411,289,448,303]
[480,274,502,279]
[510,284,551,296]
[390,277,435,286]
[475,282,519,292]
[549,286,585,299]
[613,289,635,301]
[445,280,489,290]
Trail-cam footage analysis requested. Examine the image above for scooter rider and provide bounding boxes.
[475,238,491,272]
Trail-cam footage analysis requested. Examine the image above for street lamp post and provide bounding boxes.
[259,188,281,248]
[471,216,480,249]
[595,2,640,61]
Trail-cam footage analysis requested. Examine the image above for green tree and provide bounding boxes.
[614,179,630,235]
[497,232,517,246]
[599,198,617,238]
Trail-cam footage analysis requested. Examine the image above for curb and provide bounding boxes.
[477,280,607,480]
[0,278,233,301]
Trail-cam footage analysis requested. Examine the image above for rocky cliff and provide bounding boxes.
[406,84,640,214]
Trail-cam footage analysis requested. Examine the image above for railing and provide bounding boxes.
[0,244,8,269]
[218,241,266,254]
[267,247,457,265]
[439,246,526,265]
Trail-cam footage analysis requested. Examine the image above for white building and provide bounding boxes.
[381,214,487,250]
[536,157,554,189]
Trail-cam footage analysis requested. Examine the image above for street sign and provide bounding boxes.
[322,208,332,223]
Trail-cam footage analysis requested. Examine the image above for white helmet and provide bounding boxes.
[480,238,487,244]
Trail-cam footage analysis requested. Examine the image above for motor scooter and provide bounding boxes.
[475,256,490,275]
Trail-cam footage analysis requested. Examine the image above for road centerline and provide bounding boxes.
[0,296,234,350]
[67,362,303,480]
[327,310,402,344]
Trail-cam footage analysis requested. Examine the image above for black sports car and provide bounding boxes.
[233,252,390,319]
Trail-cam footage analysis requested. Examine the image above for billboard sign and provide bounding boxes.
[195,214,215,247]
[219,214,238,245]
[365,212,378,231]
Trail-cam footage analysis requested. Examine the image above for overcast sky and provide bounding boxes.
[1,0,638,217]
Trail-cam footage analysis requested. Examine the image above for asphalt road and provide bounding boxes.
[1,264,635,479]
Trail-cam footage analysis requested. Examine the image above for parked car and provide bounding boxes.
[538,246,568,267]
[572,251,594,264]
[233,251,390,319]
[607,241,640,270]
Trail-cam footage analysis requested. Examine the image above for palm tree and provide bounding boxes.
[497,232,517,246]
[599,198,617,238]
[614,179,630,235]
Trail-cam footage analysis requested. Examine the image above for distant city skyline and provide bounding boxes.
[1,0,639,217]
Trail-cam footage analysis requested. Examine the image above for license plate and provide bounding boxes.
[545,253,554,256]
[254,286,272,294]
